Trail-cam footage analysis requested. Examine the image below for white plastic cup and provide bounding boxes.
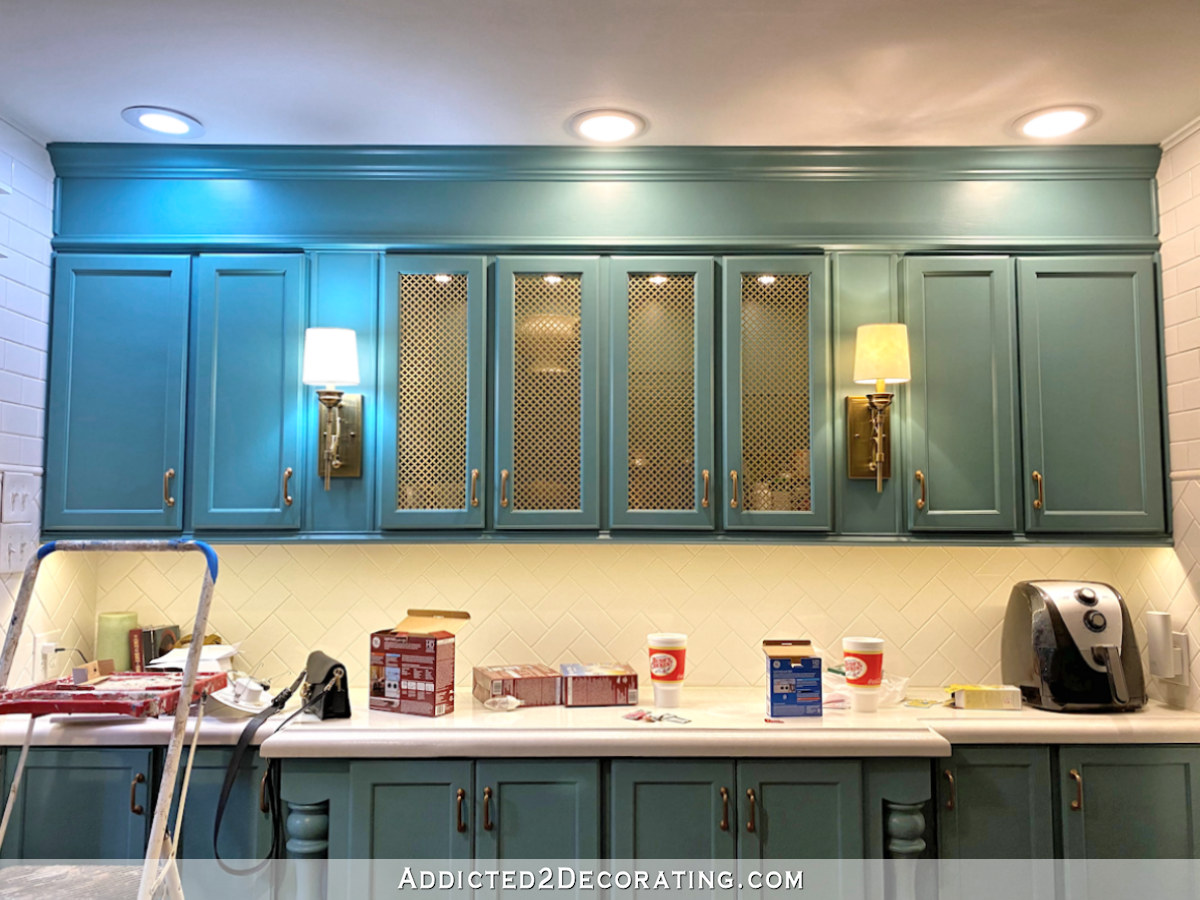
[648,632,688,708]
[850,687,881,713]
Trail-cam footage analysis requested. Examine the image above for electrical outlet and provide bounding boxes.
[32,629,61,680]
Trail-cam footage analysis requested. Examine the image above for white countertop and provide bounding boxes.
[4,687,1197,758]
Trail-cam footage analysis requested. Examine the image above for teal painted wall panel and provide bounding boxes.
[305,252,379,533]
[1018,257,1166,533]
[44,254,190,531]
[191,254,306,529]
[904,257,1018,531]
[48,146,1160,251]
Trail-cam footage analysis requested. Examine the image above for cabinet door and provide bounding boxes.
[610,258,715,529]
[494,257,601,529]
[904,257,1018,531]
[174,748,269,863]
[191,255,305,529]
[937,747,1054,860]
[609,760,735,858]
[1,748,153,859]
[1060,746,1200,859]
[44,254,189,531]
[348,761,472,869]
[722,257,832,530]
[1018,256,1165,533]
[736,760,862,858]
[474,760,600,859]
[380,256,487,529]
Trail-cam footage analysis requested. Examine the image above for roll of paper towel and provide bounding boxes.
[96,611,138,672]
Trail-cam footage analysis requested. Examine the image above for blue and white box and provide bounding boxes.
[764,640,822,717]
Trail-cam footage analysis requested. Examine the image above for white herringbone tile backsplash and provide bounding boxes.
[83,482,1200,707]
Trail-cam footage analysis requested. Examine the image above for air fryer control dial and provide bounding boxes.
[1084,610,1107,632]
[1076,587,1098,606]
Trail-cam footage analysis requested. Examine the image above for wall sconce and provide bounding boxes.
[302,327,363,491]
[847,323,911,493]
[1147,611,1190,686]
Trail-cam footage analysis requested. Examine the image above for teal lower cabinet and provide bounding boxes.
[608,760,736,858]
[0,748,154,859]
[936,747,1054,858]
[348,760,473,858]
[736,760,863,859]
[474,760,601,859]
[176,748,270,863]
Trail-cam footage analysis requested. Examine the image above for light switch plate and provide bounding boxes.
[1,471,39,523]
[0,521,39,574]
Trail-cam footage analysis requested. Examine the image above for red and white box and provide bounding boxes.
[560,663,639,707]
[370,609,470,717]
[472,664,562,707]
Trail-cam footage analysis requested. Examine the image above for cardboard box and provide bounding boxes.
[473,664,562,707]
[951,684,1021,710]
[560,663,638,707]
[764,640,822,717]
[370,609,470,716]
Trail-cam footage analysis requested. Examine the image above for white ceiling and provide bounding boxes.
[2,0,1199,146]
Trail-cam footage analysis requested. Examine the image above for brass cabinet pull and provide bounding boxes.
[482,785,494,831]
[943,769,956,810]
[719,786,730,831]
[701,470,710,509]
[163,468,176,508]
[915,470,926,511]
[729,470,740,509]
[1032,470,1044,510]
[130,772,145,815]
[1069,768,1083,811]
[456,787,467,833]
[283,467,294,507]
[259,770,270,813]
[745,787,757,833]
[470,469,480,508]
[499,470,509,508]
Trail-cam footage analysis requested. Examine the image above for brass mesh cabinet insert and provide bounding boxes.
[610,258,715,529]
[495,257,601,529]
[721,257,832,531]
[380,256,487,529]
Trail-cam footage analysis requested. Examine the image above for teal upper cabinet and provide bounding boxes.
[191,255,305,530]
[609,258,715,530]
[494,257,601,529]
[379,256,487,529]
[904,257,1018,532]
[1018,257,1165,533]
[44,254,190,531]
[722,257,832,530]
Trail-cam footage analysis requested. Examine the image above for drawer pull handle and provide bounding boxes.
[163,468,176,508]
[456,787,467,833]
[483,785,494,831]
[719,786,729,831]
[130,772,145,816]
[500,470,509,509]
[701,469,710,509]
[259,769,271,814]
[1069,768,1083,811]
[745,787,756,833]
[1032,470,1044,510]
[470,469,480,508]
[283,467,294,507]
[943,769,955,810]
[730,470,740,509]
[915,470,926,511]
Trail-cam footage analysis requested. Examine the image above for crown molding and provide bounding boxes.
[1162,114,1200,152]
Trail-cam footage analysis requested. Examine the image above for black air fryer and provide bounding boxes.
[1001,580,1145,712]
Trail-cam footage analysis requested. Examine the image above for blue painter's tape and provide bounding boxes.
[36,541,58,560]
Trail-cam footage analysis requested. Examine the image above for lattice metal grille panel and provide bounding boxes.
[396,273,470,510]
[740,273,812,512]
[627,273,696,511]
[512,273,582,511]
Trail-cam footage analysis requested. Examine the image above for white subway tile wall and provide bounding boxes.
[0,115,95,685]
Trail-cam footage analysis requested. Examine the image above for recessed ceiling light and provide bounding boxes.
[570,109,646,143]
[1014,105,1097,139]
[121,106,205,138]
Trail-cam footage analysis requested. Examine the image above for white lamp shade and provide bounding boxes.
[853,323,911,385]
[302,327,360,387]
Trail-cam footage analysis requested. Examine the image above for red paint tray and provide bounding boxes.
[0,671,227,718]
